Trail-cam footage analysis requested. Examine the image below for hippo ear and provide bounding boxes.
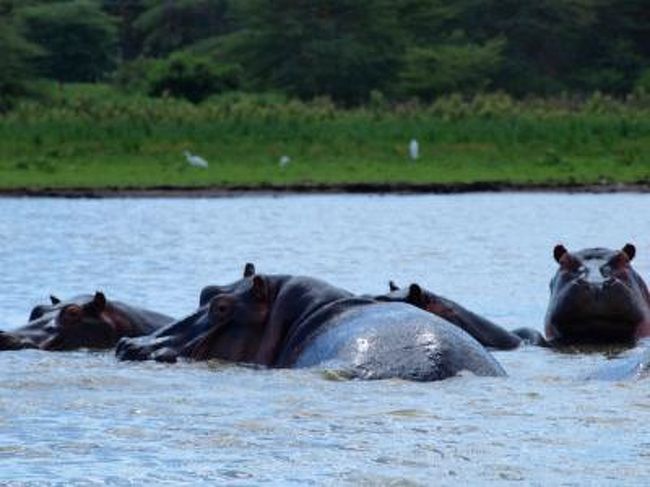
[252,276,267,301]
[92,292,107,311]
[50,295,61,305]
[243,262,256,278]
[553,244,568,263]
[622,243,636,261]
[407,284,424,306]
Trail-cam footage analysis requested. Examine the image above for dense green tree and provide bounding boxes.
[134,0,232,57]
[2,0,649,103]
[398,38,504,99]
[391,0,504,99]
[458,0,600,95]
[570,0,650,93]
[19,0,118,82]
[101,0,147,61]
[0,24,34,110]
[147,53,240,102]
[394,0,461,45]
[0,1,42,110]
[232,0,403,104]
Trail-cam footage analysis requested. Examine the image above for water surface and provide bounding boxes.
[1,194,649,485]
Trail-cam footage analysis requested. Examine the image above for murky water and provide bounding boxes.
[1,194,649,485]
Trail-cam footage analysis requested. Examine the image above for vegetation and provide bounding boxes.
[0,84,648,189]
[18,0,117,82]
[1,0,648,104]
[0,1,648,189]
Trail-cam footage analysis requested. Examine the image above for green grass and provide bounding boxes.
[0,84,649,189]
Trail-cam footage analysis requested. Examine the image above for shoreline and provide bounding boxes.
[1,181,649,198]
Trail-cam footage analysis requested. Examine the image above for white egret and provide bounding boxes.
[279,155,291,168]
[409,139,419,161]
[183,150,208,168]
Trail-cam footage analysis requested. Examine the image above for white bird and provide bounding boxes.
[279,155,291,168]
[409,139,419,161]
[183,150,208,168]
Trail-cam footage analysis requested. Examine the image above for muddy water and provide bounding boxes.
[1,194,649,485]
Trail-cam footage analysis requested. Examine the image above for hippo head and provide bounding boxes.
[27,295,62,321]
[545,244,650,344]
[199,262,256,306]
[117,263,270,363]
[0,292,121,351]
[188,275,273,362]
[377,282,456,317]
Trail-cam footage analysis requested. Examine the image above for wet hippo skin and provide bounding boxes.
[0,293,173,351]
[117,265,505,381]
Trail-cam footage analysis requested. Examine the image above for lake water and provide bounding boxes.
[1,194,649,485]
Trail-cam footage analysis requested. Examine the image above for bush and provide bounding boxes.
[635,69,650,94]
[112,57,157,93]
[147,53,241,103]
[396,38,504,100]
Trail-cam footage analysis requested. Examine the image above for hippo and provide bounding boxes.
[375,281,546,349]
[115,264,259,363]
[117,268,506,381]
[199,262,256,306]
[0,292,174,351]
[545,244,650,345]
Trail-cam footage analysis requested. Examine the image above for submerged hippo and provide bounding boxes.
[117,268,505,381]
[115,264,259,363]
[586,339,650,381]
[546,244,650,345]
[376,281,545,349]
[0,292,174,351]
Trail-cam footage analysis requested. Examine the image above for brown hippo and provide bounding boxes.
[199,262,256,306]
[546,244,650,345]
[0,292,174,351]
[117,269,506,381]
[375,281,534,349]
[114,264,259,363]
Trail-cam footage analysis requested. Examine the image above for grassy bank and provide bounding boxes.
[0,84,649,190]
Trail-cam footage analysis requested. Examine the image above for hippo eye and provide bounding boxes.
[209,299,230,318]
[61,306,83,326]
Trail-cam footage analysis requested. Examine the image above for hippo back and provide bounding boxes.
[286,302,505,381]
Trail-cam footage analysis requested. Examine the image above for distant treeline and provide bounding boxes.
[1,0,649,109]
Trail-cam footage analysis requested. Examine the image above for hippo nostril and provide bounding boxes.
[602,277,618,289]
[574,278,589,288]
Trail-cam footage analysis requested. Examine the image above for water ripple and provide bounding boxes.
[1,194,650,484]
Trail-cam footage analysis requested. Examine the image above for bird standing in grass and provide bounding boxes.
[183,150,208,168]
[409,139,419,161]
[279,155,291,168]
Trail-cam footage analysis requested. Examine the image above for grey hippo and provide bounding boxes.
[383,243,650,353]
[117,265,505,381]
